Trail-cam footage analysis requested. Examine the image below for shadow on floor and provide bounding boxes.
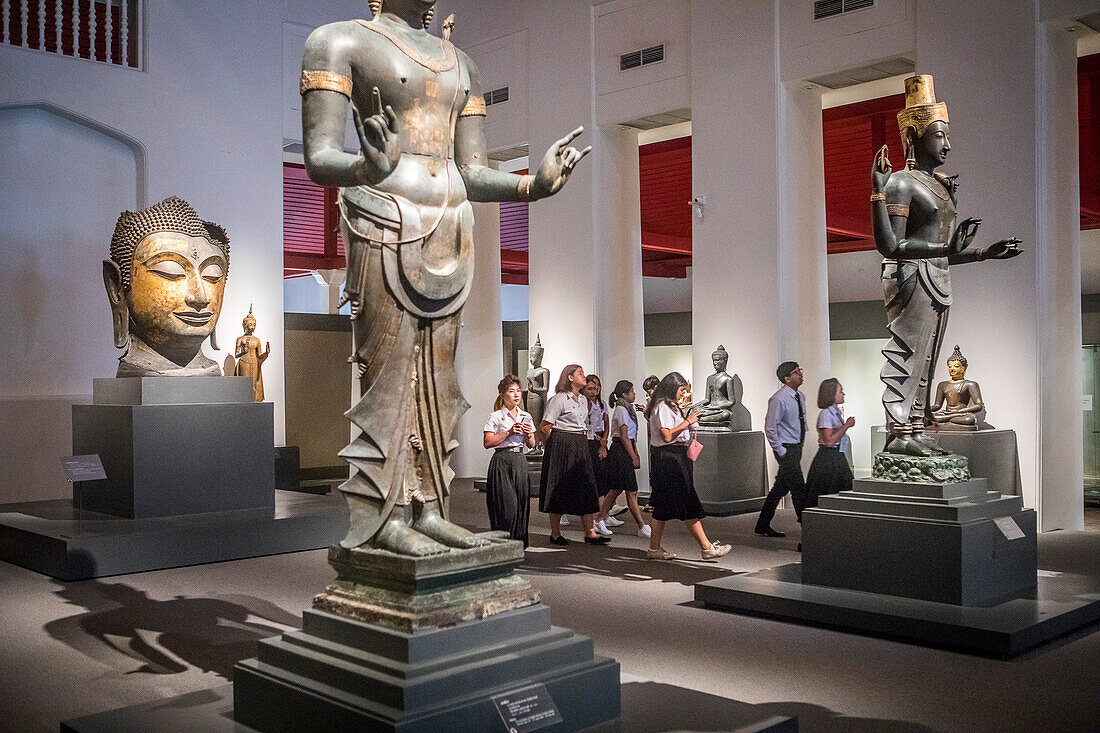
[621,681,937,733]
[520,542,736,587]
[43,578,301,679]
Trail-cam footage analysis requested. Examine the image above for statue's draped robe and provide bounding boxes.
[879,170,955,427]
[335,44,475,548]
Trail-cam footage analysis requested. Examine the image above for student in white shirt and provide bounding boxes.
[537,364,610,546]
[805,378,855,511]
[483,375,536,547]
[584,374,612,534]
[644,371,731,561]
[593,380,651,538]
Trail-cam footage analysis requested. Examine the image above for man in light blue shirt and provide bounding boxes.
[756,362,808,537]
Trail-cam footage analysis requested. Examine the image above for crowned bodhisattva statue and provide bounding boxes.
[300,0,590,558]
[871,75,1020,459]
[233,306,271,402]
[103,196,230,377]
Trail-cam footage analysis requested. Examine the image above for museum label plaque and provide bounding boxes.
[492,683,563,732]
[61,455,107,483]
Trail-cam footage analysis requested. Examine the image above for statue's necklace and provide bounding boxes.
[356,19,457,74]
[909,169,950,202]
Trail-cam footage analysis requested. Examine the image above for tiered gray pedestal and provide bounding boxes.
[234,541,621,732]
[0,377,348,579]
[696,465,1100,657]
[693,431,767,515]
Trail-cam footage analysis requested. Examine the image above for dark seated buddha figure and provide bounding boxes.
[102,196,230,377]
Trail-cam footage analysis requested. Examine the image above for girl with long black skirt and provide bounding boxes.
[805,378,855,509]
[483,375,536,546]
[538,364,610,546]
[645,372,731,561]
[595,380,650,537]
[584,374,613,535]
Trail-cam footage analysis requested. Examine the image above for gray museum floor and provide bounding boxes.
[1,483,1098,733]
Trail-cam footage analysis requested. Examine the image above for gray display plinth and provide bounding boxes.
[233,604,620,732]
[872,426,1023,496]
[72,377,274,519]
[692,431,767,515]
[802,477,1036,605]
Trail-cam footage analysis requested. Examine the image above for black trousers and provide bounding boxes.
[757,443,807,529]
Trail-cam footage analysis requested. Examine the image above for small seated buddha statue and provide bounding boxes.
[695,345,738,432]
[931,345,989,431]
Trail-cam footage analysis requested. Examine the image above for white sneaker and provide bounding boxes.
[605,515,624,527]
[559,516,570,526]
[646,546,677,560]
[637,524,652,538]
[594,520,613,536]
[702,542,732,560]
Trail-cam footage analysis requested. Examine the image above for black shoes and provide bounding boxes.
[549,535,569,545]
[797,542,802,552]
[584,535,612,545]
[754,526,786,538]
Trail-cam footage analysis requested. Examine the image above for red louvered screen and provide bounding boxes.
[822,94,904,254]
[283,163,344,278]
[640,136,692,277]
[1081,53,1100,230]
[500,170,529,285]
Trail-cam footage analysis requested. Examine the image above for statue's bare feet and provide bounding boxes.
[885,435,934,457]
[366,515,451,556]
[412,501,490,549]
[912,432,948,455]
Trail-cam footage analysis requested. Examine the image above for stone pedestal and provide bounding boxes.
[72,377,273,518]
[802,476,1037,605]
[692,431,767,515]
[872,426,1023,495]
[234,540,620,732]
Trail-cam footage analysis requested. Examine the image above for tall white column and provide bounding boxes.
[690,0,782,428]
[915,0,1082,529]
[452,199,504,479]
[593,123,648,491]
[778,81,832,470]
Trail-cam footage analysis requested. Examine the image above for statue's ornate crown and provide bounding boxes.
[897,74,949,143]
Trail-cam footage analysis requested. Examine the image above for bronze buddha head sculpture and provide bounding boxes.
[103,196,231,377]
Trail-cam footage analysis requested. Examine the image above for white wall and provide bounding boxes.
[501,284,530,321]
[643,272,692,313]
[0,0,364,502]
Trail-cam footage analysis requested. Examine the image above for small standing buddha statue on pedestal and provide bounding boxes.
[931,345,988,431]
[234,306,270,402]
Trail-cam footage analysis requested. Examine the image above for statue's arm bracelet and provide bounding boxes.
[517,174,535,202]
[300,70,352,98]
[459,95,487,117]
[886,203,909,217]
[870,192,886,202]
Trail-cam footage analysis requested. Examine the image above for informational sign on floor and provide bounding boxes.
[492,683,563,732]
[61,455,106,482]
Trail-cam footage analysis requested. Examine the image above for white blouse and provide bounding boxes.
[609,404,637,443]
[484,407,533,449]
[649,402,690,446]
[542,391,589,431]
[817,405,850,451]
[586,401,609,440]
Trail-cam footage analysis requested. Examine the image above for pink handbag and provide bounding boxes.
[687,439,703,461]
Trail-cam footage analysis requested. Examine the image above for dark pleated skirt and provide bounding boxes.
[805,445,853,509]
[486,449,530,547]
[588,438,613,497]
[649,444,705,522]
[604,439,639,492]
[539,431,600,515]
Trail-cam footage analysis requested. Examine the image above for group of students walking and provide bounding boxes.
[483,360,856,559]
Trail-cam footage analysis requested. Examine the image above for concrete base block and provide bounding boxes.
[693,431,768,516]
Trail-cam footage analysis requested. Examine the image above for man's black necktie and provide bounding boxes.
[796,392,806,445]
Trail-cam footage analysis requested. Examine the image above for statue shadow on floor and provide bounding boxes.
[620,681,936,733]
[43,570,301,679]
[519,543,736,588]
